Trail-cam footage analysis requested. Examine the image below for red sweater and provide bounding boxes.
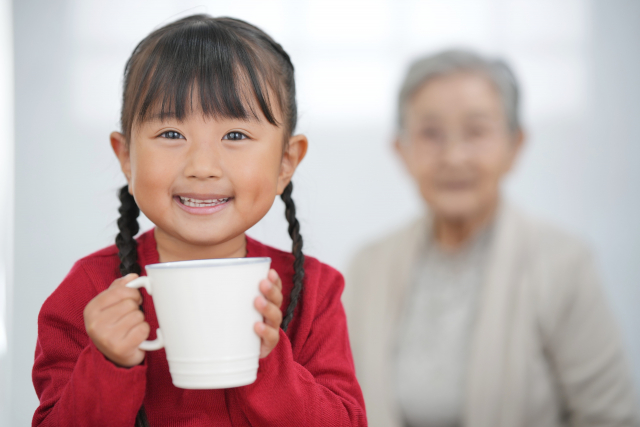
[32,230,367,426]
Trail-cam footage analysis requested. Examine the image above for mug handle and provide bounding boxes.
[126,276,165,351]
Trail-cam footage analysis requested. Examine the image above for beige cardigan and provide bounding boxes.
[344,203,638,427]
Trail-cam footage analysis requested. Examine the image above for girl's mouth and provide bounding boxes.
[178,196,229,207]
[174,195,232,215]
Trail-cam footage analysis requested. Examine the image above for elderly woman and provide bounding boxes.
[344,50,638,427]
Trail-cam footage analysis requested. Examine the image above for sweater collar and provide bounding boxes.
[138,228,265,269]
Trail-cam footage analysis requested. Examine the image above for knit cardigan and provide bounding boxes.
[344,203,638,427]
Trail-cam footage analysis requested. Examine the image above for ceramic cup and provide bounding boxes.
[126,257,271,389]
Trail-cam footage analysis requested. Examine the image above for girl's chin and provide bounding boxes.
[160,226,244,248]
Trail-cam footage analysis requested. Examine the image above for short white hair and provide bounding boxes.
[398,49,521,133]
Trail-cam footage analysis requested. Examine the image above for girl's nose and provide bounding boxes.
[184,140,223,179]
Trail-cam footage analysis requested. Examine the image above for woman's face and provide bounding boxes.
[396,72,523,221]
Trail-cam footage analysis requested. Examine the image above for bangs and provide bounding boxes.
[122,17,281,136]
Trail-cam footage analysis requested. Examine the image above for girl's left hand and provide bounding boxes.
[254,269,283,358]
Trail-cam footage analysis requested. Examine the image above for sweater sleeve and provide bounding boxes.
[32,262,147,427]
[544,248,640,427]
[226,265,367,426]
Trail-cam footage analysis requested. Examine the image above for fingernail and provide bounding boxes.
[257,322,265,332]
[264,280,272,290]
[258,296,267,308]
[269,269,278,280]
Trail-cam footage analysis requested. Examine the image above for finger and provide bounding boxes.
[255,296,283,329]
[86,298,143,340]
[116,321,150,365]
[254,322,280,354]
[123,320,151,348]
[112,306,146,336]
[92,310,145,351]
[259,278,283,308]
[85,294,140,336]
[109,273,139,288]
[96,285,143,310]
[267,269,282,291]
[99,298,143,325]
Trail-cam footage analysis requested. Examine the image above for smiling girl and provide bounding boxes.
[32,15,366,427]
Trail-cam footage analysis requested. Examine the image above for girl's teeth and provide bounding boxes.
[179,197,228,207]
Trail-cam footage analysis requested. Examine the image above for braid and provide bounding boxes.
[115,185,149,427]
[280,182,305,332]
[116,185,141,276]
[134,409,150,427]
[260,28,303,332]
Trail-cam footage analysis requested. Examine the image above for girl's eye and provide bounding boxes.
[223,131,248,141]
[160,131,185,140]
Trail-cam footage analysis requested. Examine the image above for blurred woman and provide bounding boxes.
[344,50,638,427]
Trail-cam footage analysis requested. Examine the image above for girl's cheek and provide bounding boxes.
[236,153,281,196]
[226,155,278,218]
[246,178,279,211]
[129,147,177,217]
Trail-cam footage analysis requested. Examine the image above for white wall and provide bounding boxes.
[586,0,640,398]
[0,0,12,425]
[8,0,640,424]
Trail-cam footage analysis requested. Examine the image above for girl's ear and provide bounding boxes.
[277,134,308,195]
[111,131,132,184]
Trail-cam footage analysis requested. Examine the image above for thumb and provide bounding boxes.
[109,272,139,289]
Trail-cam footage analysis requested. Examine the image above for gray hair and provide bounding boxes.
[397,49,521,133]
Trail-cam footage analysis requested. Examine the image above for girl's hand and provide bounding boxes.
[83,273,150,367]
[254,269,283,358]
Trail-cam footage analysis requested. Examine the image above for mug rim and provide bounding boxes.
[145,257,271,270]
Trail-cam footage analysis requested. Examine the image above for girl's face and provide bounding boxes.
[112,103,307,258]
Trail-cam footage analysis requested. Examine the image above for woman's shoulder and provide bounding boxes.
[504,206,602,320]
[507,205,594,265]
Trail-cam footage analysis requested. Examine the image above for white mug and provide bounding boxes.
[126,257,271,389]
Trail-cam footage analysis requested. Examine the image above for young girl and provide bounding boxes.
[32,15,366,427]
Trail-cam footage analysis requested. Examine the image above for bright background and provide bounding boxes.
[3,0,639,424]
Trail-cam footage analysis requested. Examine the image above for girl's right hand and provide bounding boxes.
[83,273,150,368]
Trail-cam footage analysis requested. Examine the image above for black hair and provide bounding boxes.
[120,15,297,140]
[113,15,304,427]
